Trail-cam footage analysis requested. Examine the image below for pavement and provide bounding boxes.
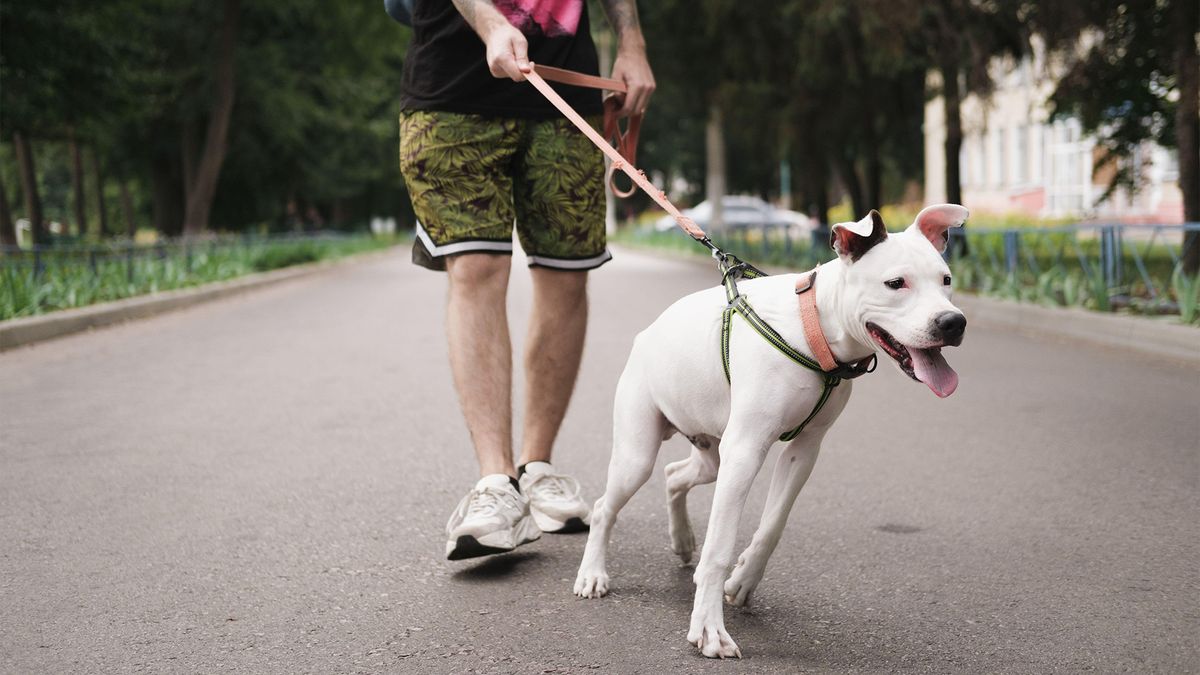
[1,246,1197,674]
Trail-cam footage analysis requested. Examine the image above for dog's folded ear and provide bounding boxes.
[909,204,968,253]
[831,210,888,262]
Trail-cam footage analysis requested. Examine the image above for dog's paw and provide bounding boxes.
[668,519,695,564]
[723,554,764,607]
[573,568,610,598]
[686,621,742,659]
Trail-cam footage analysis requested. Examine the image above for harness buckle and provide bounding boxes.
[832,353,878,379]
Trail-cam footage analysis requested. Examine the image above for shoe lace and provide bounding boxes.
[526,472,581,502]
[464,486,517,518]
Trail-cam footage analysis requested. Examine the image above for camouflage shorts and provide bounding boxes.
[399,110,609,271]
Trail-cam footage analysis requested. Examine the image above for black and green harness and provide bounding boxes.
[712,250,876,442]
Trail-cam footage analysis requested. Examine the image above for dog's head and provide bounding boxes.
[830,204,968,398]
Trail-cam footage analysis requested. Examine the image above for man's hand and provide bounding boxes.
[484,21,531,81]
[599,0,655,117]
[452,0,531,81]
[610,46,655,117]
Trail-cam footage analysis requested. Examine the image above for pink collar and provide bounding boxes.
[795,267,876,377]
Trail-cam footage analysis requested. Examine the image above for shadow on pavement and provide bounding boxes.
[450,551,544,582]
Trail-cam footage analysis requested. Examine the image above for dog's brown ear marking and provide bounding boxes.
[831,210,888,262]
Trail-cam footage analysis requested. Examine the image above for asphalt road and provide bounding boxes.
[2,245,1197,674]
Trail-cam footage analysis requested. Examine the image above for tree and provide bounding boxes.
[1031,0,1199,274]
[0,171,16,247]
[182,0,239,236]
[915,0,1028,216]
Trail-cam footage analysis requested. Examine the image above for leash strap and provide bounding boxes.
[528,65,642,197]
[525,64,709,242]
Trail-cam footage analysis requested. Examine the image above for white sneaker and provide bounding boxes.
[519,462,591,533]
[445,474,541,560]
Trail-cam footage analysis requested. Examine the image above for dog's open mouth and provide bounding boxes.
[866,322,959,398]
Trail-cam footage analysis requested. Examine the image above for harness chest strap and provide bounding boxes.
[720,265,876,441]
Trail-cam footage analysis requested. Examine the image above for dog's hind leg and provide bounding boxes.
[723,431,824,607]
[574,377,667,599]
[664,439,719,564]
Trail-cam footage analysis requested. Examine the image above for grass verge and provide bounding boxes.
[1,234,404,321]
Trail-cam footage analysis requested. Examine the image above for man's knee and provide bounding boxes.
[531,267,589,302]
[446,254,511,292]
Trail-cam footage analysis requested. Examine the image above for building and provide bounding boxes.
[923,47,1183,224]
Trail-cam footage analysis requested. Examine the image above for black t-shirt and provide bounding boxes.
[400,0,603,118]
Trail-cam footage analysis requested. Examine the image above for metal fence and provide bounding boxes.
[648,221,1199,317]
[0,231,358,282]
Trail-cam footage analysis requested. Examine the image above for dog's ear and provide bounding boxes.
[831,210,887,262]
[908,204,968,253]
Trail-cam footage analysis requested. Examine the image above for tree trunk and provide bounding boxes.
[151,154,184,236]
[940,60,969,257]
[0,171,17,248]
[865,142,882,211]
[70,130,87,239]
[941,61,963,207]
[812,171,830,226]
[1174,0,1199,274]
[89,149,109,237]
[13,132,45,246]
[181,118,197,206]
[835,152,866,217]
[331,198,348,227]
[182,0,240,237]
[119,178,137,239]
[705,101,726,231]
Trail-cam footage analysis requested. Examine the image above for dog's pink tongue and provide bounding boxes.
[911,347,958,398]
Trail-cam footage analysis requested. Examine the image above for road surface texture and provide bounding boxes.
[2,245,1197,674]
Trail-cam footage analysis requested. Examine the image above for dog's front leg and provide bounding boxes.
[724,431,824,607]
[687,427,774,658]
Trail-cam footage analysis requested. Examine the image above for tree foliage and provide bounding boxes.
[1,0,410,240]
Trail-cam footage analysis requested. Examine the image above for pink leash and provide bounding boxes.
[526,64,707,241]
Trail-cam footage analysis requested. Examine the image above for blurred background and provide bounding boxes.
[0,0,1197,320]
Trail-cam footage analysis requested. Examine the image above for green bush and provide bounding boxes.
[252,242,322,271]
[0,234,402,321]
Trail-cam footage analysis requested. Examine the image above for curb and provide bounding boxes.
[953,294,1199,367]
[0,247,398,352]
[613,244,1200,368]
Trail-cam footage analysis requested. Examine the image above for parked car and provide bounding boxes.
[654,196,811,234]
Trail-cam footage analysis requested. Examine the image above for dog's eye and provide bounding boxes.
[884,278,905,290]
[943,275,952,286]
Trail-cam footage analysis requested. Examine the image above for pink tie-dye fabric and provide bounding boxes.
[496,0,582,37]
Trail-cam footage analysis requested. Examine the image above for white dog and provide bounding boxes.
[574,204,969,658]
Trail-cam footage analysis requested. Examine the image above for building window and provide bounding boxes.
[1035,124,1045,183]
[995,128,1006,188]
[1016,125,1028,184]
[979,134,988,186]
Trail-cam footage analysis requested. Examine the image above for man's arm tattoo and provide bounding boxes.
[600,0,642,41]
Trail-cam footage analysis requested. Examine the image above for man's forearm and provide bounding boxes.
[600,0,646,51]
[451,0,508,41]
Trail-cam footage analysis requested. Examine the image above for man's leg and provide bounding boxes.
[445,253,515,478]
[518,267,589,466]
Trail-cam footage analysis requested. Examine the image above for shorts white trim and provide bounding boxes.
[526,250,613,270]
[416,221,513,257]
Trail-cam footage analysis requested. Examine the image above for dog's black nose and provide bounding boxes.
[935,311,966,345]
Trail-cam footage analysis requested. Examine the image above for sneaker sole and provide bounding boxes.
[445,515,541,560]
[531,509,590,534]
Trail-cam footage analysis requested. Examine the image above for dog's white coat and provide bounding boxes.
[574,205,968,658]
